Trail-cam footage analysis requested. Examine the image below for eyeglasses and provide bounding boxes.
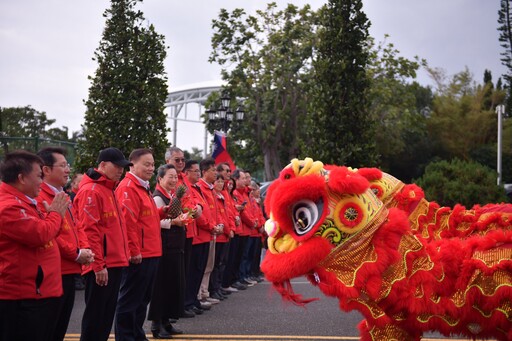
[51,163,71,169]
[173,158,186,163]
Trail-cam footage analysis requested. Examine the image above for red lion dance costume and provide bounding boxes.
[261,158,512,341]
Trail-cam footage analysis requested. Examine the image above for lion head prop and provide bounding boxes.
[261,158,512,341]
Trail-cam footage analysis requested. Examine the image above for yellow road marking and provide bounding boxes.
[63,334,477,340]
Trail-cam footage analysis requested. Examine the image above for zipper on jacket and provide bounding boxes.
[35,265,44,295]
[67,207,80,250]
[112,189,128,260]
[141,228,145,249]
[103,235,107,260]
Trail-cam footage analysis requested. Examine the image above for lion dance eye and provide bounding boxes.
[291,199,320,236]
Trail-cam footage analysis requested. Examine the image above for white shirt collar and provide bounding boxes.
[45,182,63,194]
[25,195,38,205]
[130,172,150,190]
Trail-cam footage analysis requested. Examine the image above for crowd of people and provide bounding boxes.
[0,146,268,341]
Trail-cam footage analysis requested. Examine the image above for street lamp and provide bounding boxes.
[496,104,504,186]
[207,94,245,133]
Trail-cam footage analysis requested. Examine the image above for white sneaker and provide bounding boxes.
[222,286,238,292]
[199,300,212,308]
[244,278,257,285]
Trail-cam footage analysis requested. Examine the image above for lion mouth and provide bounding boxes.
[261,236,333,283]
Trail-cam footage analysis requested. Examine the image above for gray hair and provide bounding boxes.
[164,146,184,161]
[157,164,176,179]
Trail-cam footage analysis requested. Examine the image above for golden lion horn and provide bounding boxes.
[290,157,324,177]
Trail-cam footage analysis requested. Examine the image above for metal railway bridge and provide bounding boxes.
[165,81,222,157]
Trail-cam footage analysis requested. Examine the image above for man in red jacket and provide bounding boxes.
[231,169,257,288]
[183,159,213,316]
[36,147,94,341]
[0,150,68,341]
[197,158,222,306]
[114,148,169,340]
[73,147,131,341]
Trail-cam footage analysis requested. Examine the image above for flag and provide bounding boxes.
[212,130,236,170]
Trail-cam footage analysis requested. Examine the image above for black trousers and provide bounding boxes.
[184,242,209,309]
[0,296,60,341]
[184,237,193,276]
[222,235,240,287]
[52,274,76,341]
[80,267,123,341]
[251,237,263,277]
[233,236,248,283]
[148,228,186,321]
[115,258,159,341]
[209,241,228,294]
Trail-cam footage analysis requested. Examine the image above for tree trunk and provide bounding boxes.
[263,145,282,180]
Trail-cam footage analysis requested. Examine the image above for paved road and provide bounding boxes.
[64,277,478,340]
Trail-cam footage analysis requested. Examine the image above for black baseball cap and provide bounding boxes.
[97,147,133,167]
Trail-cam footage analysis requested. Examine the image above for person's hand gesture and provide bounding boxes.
[44,192,69,218]
[77,249,95,265]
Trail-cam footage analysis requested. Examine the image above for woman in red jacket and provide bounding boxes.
[209,174,234,300]
[148,164,192,338]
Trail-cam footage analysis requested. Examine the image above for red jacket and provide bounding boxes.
[190,180,214,245]
[37,182,89,275]
[178,174,198,239]
[213,190,232,243]
[233,187,255,236]
[115,172,163,259]
[73,169,129,273]
[0,182,63,299]
[248,196,265,237]
[223,188,241,235]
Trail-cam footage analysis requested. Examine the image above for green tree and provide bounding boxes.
[498,0,512,116]
[76,0,169,171]
[425,67,498,161]
[483,69,495,110]
[209,3,317,179]
[415,159,508,207]
[378,81,435,182]
[0,106,75,157]
[303,0,378,167]
[365,36,425,176]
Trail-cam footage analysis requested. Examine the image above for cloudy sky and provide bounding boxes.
[0,0,506,152]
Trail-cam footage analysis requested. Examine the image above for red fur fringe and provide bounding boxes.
[327,166,369,195]
[261,236,333,283]
[271,280,319,306]
[356,167,383,181]
[269,175,329,241]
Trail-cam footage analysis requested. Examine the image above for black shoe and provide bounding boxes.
[182,309,195,318]
[164,323,183,335]
[231,282,247,290]
[240,279,255,286]
[211,292,225,300]
[191,306,204,315]
[151,322,173,339]
[220,289,232,295]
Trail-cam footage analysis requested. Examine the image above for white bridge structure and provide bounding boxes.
[165,81,223,157]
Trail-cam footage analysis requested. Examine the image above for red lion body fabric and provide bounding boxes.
[261,158,512,341]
